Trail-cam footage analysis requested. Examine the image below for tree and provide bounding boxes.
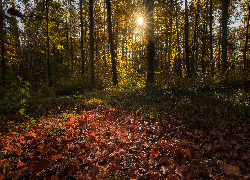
[222,0,229,74]
[243,4,250,70]
[46,0,52,86]
[210,0,214,76]
[191,0,200,75]
[106,0,118,86]
[185,0,191,78]
[145,0,155,85]
[89,0,95,88]
[0,0,5,86]
[80,0,85,75]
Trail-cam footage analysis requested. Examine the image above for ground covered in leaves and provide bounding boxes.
[0,88,250,179]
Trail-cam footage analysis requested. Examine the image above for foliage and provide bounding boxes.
[11,76,30,116]
[0,85,249,179]
[1,0,250,179]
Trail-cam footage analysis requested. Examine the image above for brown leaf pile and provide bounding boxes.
[0,107,250,179]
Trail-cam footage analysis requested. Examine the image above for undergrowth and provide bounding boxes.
[0,74,249,133]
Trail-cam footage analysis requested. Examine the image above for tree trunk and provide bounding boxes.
[209,0,215,76]
[191,0,200,75]
[145,0,155,85]
[210,0,214,76]
[106,0,118,86]
[0,0,5,86]
[185,0,191,78]
[103,0,107,67]
[201,1,209,74]
[218,24,222,69]
[167,0,173,71]
[222,0,229,74]
[89,0,95,88]
[80,0,85,75]
[243,4,250,70]
[176,0,181,76]
[46,0,52,86]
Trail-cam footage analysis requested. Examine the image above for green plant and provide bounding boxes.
[12,76,31,116]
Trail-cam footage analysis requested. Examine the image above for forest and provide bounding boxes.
[0,0,250,179]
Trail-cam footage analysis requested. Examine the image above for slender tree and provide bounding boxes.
[89,0,95,87]
[210,0,214,76]
[191,0,200,75]
[167,0,173,70]
[80,0,85,75]
[46,0,52,86]
[106,0,118,86]
[243,4,250,70]
[145,0,155,85]
[185,0,191,78]
[0,0,5,86]
[176,0,181,76]
[222,0,229,74]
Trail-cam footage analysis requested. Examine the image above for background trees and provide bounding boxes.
[0,0,249,93]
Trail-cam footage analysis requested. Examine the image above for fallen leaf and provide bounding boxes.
[223,163,242,176]
[34,159,51,171]
[17,161,25,168]
[159,157,169,165]
[51,175,58,180]
[150,172,160,180]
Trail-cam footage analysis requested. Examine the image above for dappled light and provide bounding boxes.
[0,0,250,179]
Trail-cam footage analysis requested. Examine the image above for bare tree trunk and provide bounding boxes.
[243,5,250,70]
[0,0,5,86]
[191,0,200,75]
[46,0,52,86]
[89,0,95,87]
[80,0,85,75]
[106,0,118,86]
[145,0,155,85]
[103,0,107,67]
[185,0,191,78]
[210,0,214,76]
[167,0,173,71]
[222,0,229,74]
[176,0,181,76]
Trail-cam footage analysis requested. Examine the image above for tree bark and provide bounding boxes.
[185,0,191,78]
[89,0,95,88]
[243,4,250,70]
[145,0,155,85]
[167,0,173,70]
[191,0,200,75]
[106,0,118,86]
[80,0,85,75]
[176,0,181,76]
[0,0,5,86]
[46,0,52,86]
[210,0,214,76]
[222,0,229,74]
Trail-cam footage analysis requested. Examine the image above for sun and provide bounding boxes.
[138,17,143,25]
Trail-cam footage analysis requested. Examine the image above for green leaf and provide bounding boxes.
[20,99,26,104]
[19,109,25,115]
[18,76,22,81]
[20,88,25,94]
[24,81,31,86]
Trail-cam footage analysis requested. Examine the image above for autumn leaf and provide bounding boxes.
[17,161,25,168]
[34,159,51,171]
[51,175,58,180]
[90,164,99,178]
[223,163,242,176]
[159,157,169,165]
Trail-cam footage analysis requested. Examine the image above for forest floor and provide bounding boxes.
[0,86,250,179]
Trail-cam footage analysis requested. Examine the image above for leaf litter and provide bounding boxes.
[0,102,250,179]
